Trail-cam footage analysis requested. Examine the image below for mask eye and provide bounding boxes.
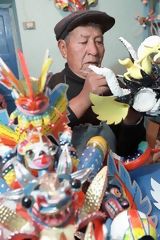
[110,187,122,198]
[37,100,47,108]
[22,195,34,209]
[25,149,35,160]
[39,150,46,156]
[21,104,29,110]
[70,179,81,191]
[49,145,57,156]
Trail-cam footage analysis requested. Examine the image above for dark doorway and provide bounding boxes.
[0,5,19,114]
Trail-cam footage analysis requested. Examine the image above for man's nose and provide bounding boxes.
[87,41,98,55]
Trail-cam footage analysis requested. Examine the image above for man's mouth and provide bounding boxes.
[87,62,99,66]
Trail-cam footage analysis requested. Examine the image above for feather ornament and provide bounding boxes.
[90,93,129,124]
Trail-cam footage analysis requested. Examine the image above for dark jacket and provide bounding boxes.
[47,64,146,156]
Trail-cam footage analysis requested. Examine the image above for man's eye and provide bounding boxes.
[96,40,103,45]
[80,41,87,44]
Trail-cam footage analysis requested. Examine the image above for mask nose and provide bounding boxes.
[39,151,48,164]
[119,198,129,209]
[41,155,48,164]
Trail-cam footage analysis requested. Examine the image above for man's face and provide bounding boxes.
[62,25,105,78]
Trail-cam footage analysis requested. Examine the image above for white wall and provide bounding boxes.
[97,1,144,74]
[14,0,144,77]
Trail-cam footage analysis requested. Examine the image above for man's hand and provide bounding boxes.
[69,70,109,119]
[80,69,110,97]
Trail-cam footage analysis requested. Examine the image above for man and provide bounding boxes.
[47,10,146,156]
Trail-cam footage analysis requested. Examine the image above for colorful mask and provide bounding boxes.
[18,130,58,176]
[0,50,70,142]
[90,35,160,125]
[103,154,157,238]
[21,172,84,228]
[101,184,129,219]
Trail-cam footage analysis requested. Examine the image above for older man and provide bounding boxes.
[47,10,146,156]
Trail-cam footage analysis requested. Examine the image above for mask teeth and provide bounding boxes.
[0,205,28,232]
[82,166,108,215]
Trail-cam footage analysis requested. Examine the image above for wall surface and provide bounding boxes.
[13,0,144,77]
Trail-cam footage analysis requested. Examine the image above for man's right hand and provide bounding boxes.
[80,69,110,98]
[69,69,110,119]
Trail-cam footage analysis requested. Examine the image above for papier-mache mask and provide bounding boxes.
[90,35,160,124]
[0,49,70,141]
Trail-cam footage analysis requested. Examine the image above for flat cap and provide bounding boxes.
[54,10,115,41]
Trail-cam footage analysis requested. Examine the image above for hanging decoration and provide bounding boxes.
[136,0,160,35]
[54,0,97,12]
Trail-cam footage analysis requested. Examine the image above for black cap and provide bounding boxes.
[54,10,115,41]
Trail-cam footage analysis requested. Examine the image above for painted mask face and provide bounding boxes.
[16,93,49,115]
[25,143,56,170]
[24,136,57,170]
[18,132,57,171]
[101,184,129,219]
[22,173,82,228]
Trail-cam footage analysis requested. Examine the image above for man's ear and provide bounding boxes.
[58,40,67,59]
